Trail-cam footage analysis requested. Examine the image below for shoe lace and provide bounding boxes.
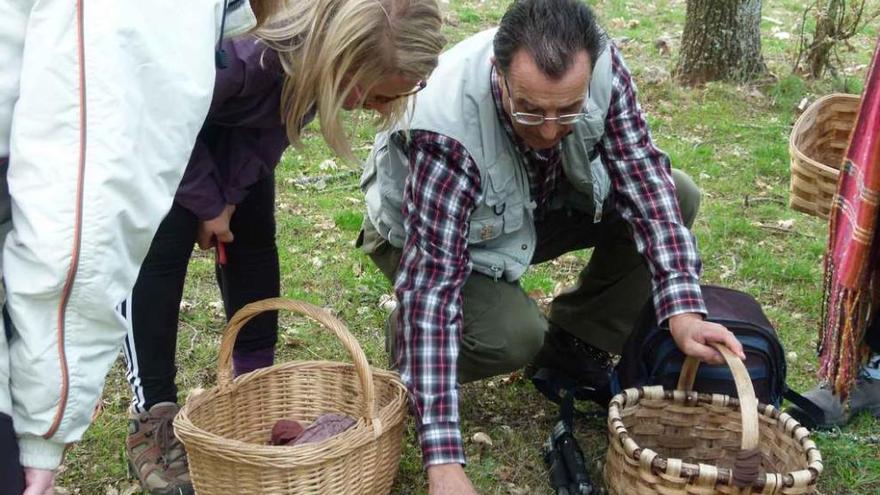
[151,413,182,467]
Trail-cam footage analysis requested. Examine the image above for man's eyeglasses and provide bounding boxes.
[366,80,427,106]
[503,76,590,126]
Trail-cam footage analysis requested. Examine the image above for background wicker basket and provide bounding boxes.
[789,93,860,218]
[174,298,408,494]
[604,343,823,494]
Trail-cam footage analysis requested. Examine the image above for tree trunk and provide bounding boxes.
[675,0,766,86]
[806,0,841,78]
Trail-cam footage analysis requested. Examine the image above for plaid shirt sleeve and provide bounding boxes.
[598,44,707,322]
[394,130,482,467]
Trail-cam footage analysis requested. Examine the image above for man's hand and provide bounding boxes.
[23,468,54,495]
[668,313,745,365]
[197,204,236,250]
[428,463,478,495]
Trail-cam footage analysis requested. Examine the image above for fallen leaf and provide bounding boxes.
[120,484,141,495]
[501,371,523,384]
[553,281,568,297]
[318,159,337,171]
[654,36,672,55]
[495,465,515,482]
[639,66,670,85]
[208,300,224,315]
[776,219,795,230]
[378,294,397,313]
[844,64,868,75]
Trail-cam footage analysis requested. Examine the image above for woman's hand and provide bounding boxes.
[197,204,236,249]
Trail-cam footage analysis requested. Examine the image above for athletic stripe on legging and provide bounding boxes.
[119,295,146,414]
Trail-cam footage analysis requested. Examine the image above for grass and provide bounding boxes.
[57,0,880,493]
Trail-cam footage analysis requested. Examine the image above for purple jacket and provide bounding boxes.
[175,37,292,220]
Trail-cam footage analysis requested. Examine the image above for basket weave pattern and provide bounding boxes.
[174,299,408,494]
[604,344,822,494]
[789,94,860,218]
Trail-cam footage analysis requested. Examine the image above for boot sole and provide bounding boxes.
[127,460,195,495]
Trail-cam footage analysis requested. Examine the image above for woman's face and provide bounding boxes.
[342,74,424,115]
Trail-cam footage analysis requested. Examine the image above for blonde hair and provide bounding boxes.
[256,0,445,159]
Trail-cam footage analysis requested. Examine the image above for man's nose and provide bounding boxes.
[539,119,564,141]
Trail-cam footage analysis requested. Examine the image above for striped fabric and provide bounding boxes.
[820,37,880,397]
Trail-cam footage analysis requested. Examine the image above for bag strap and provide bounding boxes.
[783,386,827,428]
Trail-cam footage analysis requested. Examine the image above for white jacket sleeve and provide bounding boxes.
[0,0,252,470]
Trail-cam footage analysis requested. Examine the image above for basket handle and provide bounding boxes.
[676,342,759,451]
[217,298,378,423]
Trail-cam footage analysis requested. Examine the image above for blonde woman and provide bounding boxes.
[0,0,442,493]
[121,1,445,493]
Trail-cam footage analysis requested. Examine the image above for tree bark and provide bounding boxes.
[806,0,841,78]
[675,0,766,86]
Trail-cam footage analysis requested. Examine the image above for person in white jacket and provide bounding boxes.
[0,1,279,493]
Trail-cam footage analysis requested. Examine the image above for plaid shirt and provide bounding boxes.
[394,44,706,467]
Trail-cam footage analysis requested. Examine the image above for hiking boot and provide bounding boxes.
[787,366,880,429]
[526,323,614,406]
[126,402,193,495]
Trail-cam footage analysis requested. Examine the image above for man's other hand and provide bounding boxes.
[668,312,745,365]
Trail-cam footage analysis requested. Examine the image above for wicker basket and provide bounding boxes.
[789,93,860,218]
[174,298,408,494]
[604,343,823,494]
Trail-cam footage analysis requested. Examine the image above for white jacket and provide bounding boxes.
[0,0,257,470]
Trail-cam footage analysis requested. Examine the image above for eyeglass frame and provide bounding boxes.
[502,75,592,126]
[363,80,427,106]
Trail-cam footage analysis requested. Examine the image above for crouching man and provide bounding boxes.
[358,0,744,492]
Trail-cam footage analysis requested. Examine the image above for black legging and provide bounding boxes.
[123,174,279,412]
[0,413,23,493]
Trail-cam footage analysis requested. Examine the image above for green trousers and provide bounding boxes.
[360,169,700,383]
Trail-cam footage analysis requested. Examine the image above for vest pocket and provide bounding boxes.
[468,213,505,244]
[501,200,524,233]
